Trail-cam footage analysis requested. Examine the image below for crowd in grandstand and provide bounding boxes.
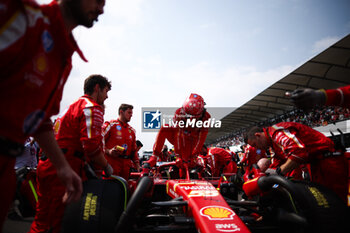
[212,105,350,148]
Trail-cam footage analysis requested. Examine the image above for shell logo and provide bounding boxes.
[34,54,48,74]
[200,206,235,220]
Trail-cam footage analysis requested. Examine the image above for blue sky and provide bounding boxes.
[38,0,350,150]
[109,0,349,70]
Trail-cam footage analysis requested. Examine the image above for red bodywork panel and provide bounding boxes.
[166,180,250,233]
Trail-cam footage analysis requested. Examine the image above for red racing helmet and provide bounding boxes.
[182,93,205,117]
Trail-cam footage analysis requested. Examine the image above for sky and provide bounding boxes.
[37,0,350,151]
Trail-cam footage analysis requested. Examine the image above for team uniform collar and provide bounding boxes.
[117,119,129,128]
[82,94,94,100]
[81,94,99,106]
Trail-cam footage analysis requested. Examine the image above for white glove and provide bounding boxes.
[265,168,277,175]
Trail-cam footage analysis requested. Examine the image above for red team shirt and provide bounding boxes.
[241,144,267,181]
[267,122,334,163]
[0,0,87,144]
[207,147,237,177]
[0,0,86,228]
[29,95,105,233]
[241,144,265,166]
[53,95,105,171]
[266,122,348,202]
[102,119,139,179]
[325,85,350,108]
[151,108,211,166]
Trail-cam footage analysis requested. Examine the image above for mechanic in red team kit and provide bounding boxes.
[240,144,266,181]
[103,104,141,180]
[240,144,265,166]
[146,94,211,177]
[29,75,113,233]
[157,145,172,162]
[290,85,350,205]
[200,145,237,177]
[0,0,106,229]
[244,122,348,203]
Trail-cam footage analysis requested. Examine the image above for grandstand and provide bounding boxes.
[206,34,350,147]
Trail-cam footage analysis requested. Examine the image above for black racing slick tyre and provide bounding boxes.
[258,177,349,233]
[61,177,128,233]
[115,176,153,233]
[290,181,349,233]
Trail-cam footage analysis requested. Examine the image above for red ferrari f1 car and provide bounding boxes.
[61,160,349,233]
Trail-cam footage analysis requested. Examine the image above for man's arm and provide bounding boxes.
[289,85,350,110]
[33,130,82,203]
[192,112,211,156]
[324,85,350,108]
[89,151,108,168]
[146,126,168,167]
[265,158,299,175]
[192,129,209,156]
[89,150,113,176]
[280,158,299,175]
[153,126,167,157]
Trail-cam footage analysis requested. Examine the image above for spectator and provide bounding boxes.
[212,103,350,150]
[15,137,39,170]
[0,0,106,228]
[29,74,112,233]
[103,104,140,180]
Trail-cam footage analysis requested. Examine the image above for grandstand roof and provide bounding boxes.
[206,34,350,144]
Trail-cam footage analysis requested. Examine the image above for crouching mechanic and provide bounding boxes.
[103,104,140,180]
[146,93,211,178]
[240,144,266,181]
[157,145,171,162]
[201,145,237,177]
[245,122,348,203]
[29,75,113,233]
